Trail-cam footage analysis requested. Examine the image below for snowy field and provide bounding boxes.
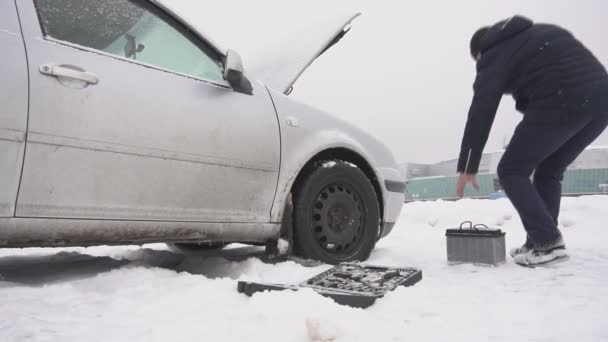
[1,196,607,342]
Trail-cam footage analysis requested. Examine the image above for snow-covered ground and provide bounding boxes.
[1,196,608,342]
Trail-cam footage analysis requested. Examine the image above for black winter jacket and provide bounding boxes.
[457,15,608,174]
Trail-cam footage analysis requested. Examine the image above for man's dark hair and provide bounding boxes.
[470,26,490,58]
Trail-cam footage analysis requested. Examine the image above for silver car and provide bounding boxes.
[0,0,404,263]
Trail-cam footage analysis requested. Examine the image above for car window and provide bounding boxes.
[34,0,225,82]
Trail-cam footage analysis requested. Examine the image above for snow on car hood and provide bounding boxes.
[249,11,361,95]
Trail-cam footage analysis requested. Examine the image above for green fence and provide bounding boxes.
[405,168,608,201]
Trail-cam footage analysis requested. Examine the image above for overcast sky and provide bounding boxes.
[167,0,608,165]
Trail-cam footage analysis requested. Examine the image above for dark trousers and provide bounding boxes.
[497,105,608,247]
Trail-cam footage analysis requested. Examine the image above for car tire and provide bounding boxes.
[167,242,228,254]
[293,160,380,264]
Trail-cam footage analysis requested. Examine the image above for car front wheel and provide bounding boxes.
[293,160,380,264]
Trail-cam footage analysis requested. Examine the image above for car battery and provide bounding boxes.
[446,221,506,266]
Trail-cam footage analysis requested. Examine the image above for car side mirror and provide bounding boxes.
[224,49,253,95]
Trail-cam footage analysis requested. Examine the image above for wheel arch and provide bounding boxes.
[287,147,384,227]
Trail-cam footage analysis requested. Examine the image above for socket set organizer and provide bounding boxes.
[237,263,422,308]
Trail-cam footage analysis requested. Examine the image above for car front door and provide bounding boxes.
[15,0,280,223]
[0,1,29,218]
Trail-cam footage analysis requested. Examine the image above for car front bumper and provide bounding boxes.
[377,167,405,239]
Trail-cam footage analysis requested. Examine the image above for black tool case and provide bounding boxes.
[237,263,422,308]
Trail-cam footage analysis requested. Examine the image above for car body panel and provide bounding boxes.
[14,0,281,223]
[0,1,403,248]
[266,88,404,226]
[0,217,279,247]
[250,12,361,94]
[0,0,28,218]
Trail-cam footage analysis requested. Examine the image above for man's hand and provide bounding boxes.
[457,173,480,198]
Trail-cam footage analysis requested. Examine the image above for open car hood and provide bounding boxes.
[250,12,361,95]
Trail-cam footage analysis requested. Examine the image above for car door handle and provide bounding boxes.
[39,64,99,85]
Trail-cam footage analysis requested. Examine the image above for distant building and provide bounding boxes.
[401,146,608,201]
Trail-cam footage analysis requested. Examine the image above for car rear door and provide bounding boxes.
[14,0,281,223]
[0,1,29,218]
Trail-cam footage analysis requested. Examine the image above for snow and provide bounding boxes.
[277,238,290,255]
[321,161,357,168]
[2,196,608,341]
[322,161,338,168]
